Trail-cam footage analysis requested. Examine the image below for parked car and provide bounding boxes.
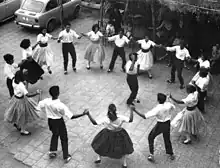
[14,0,81,32]
[0,0,21,22]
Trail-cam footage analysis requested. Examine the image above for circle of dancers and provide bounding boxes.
[2,22,213,167]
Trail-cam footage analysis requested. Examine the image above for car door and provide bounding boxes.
[63,0,74,19]
[4,0,20,18]
[0,0,6,21]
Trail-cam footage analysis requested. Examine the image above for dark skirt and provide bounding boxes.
[91,128,134,159]
[20,58,44,84]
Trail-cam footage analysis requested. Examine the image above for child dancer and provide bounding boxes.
[133,93,175,162]
[4,70,41,135]
[38,85,88,163]
[3,54,19,98]
[85,104,134,168]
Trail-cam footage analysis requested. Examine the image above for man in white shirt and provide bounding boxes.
[107,29,130,73]
[58,22,82,75]
[165,40,191,89]
[38,86,88,163]
[133,93,175,162]
[3,54,19,97]
[191,67,209,113]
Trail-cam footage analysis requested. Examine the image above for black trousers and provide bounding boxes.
[48,118,69,159]
[170,58,184,85]
[197,89,207,113]
[62,43,77,71]
[126,74,138,104]
[148,120,173,155]
[6,78,14,98]
[109,46,126,71]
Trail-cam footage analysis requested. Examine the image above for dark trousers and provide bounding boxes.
[48,118,69,159]
[170,58,184,85]
[109,46,126,71]
[62,43,77,71]
[197,89,207,113]
[6,78,14,97]
[126,74,138,104]
[148,120,173,155]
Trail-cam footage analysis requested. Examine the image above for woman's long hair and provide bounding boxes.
[107,103,117,122]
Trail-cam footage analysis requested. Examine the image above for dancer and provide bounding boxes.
[32,28,57,74]
[85,104,134,168]
[4,70,41,135]
[133,93,175,162]
[38,85,88,163]
[82,24,105,69]
[170,84,205,144]
[190,51,210,71]
[135,35,160,79]
[19,39,44,85]
[106,21,115,37]
[165,40,191,89]
[58,22,82,75]
[125,53,140,105]
[107,29,130,73]
[191,67,210,113]
[3,54,19,98]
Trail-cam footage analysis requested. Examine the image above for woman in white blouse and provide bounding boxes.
[32,28,57,74]
[85,104,134,168]
[19,39,44,85]
[135,36,160,79]
[82,24,105,70]
[4,70,41,135]
[170,84,205,144]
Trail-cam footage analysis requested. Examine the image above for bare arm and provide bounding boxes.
[86,112,98,125]
[170,95,184,104]
[133,109,146,119]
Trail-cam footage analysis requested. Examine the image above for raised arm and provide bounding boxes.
[70,109,87,119]
[169,94,184,104]
[166,46,177,52]
[107,35,117,42]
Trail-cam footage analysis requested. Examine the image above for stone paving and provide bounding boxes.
[0,9,220,168]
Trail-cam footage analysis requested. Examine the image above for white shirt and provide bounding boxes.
[108,35,129,47]
[195,76,210,92]
[198,58,210,69]
[96,115,130,130]
[144,102,175,122]
[182,91,198,107]
[37,33,52,44]
[38,98,73,119]
[125,60,139,75]
[87,31,103,42]
[22,47,33,60]
[13,81,28,97]
[106,24,115,35]
[137,39,156,50]
[4,63,18,80]
[166,46,191,61]
[58,29,80,43]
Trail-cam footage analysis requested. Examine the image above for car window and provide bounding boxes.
[21,0,44,13]
[45,0,58,11]
[62,0,69,4]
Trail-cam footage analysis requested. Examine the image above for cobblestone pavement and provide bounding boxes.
[0,9,220,168]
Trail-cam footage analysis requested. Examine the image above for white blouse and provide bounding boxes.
[182,91,198,107]
[87,31,103,42]
[137,40,156,50]
[96,115,130,130]
[195,76,210,92]
[198,58,210,69]
[12,81,28,97]
[37,33,52,44]
[125,60,139,75]
[22,47,33,60]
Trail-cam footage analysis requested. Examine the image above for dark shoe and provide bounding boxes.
[13,124,21,131]
[64,71,68,75]
[48,70,52,74]
[73,67,76,72]
[94,159,101,164]
[20,131,31,136]
[86,66,90,70]
[134,99,140,103]
[147,154,154,162]
[107,69,112,73]
[122,165,127,168]
[49,152,57,159]
[148,75,153,79]
[64,154,72,163]
[167,79,175,84]
[180,85,185,89]
[100,65,103,69]
[169,154,175,160]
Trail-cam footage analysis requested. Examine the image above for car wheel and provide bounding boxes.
[72,5,80,19]
[47,19,56,33]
